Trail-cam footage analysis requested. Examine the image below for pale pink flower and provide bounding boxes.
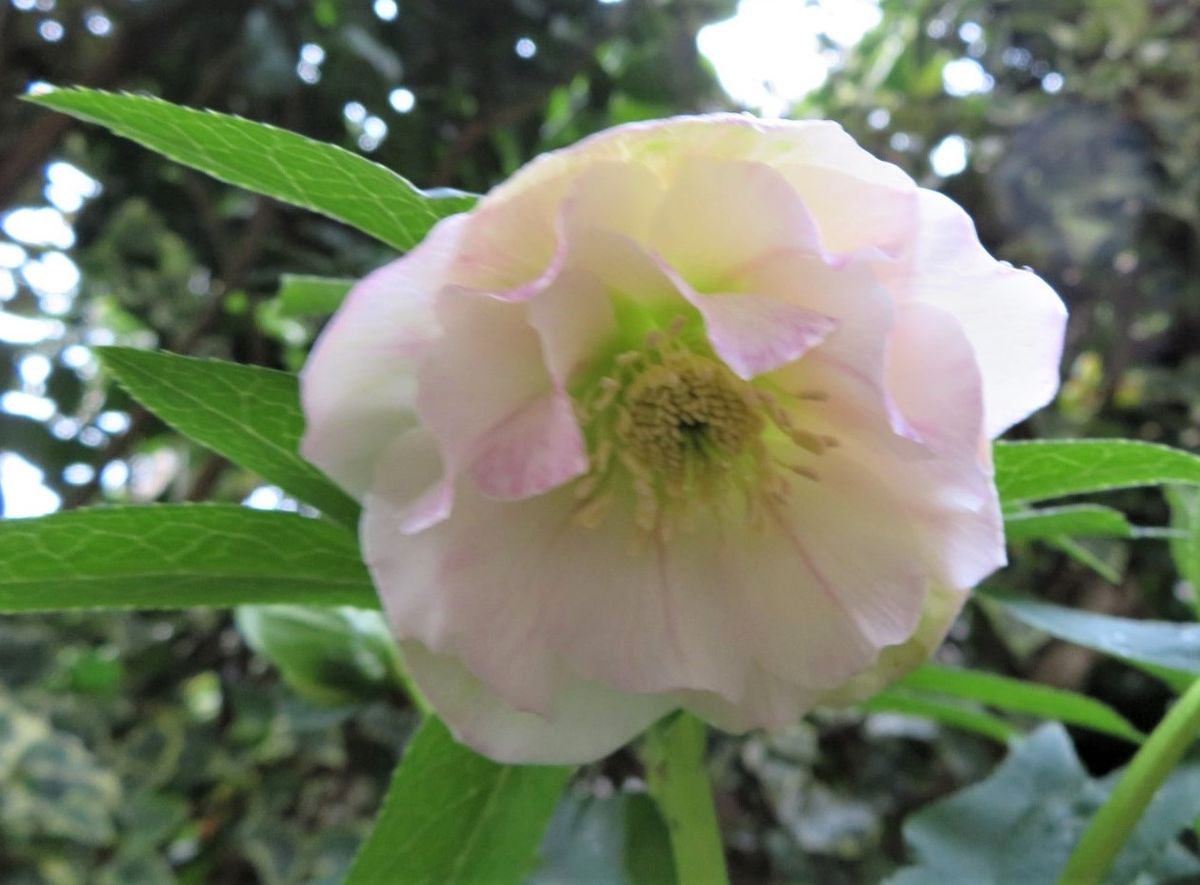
[301,115,1066,764]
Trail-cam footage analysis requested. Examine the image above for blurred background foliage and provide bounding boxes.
[1,0,1199,881]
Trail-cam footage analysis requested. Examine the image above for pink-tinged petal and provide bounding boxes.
[901,189,1067,437]
[449,176,569,292]
[364,448,564,712]
[525,264,617,390]
[819,584,968,707]
[417,290,587,506]
[649,159,822,289]
[470,391,588,501]
[402,641,673,764]
[560,160,663,244]
[885,301,987,463]
[365,445,750,707]
[300,214,467,497]
[680,668,820,733]
[656,257,837,380]
[732,248,920,441]
[777,352,1006,594]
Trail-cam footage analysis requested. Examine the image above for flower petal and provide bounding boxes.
[402,641,673,764]
[300,214,467,497]
[885,301,987,462]
[649,158,822,289]
[417,290,587,507]
[902,189,1067,437]
[656,256,838,380]
[470,391,588,501]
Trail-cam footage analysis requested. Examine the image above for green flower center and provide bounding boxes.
[569,319,834,537]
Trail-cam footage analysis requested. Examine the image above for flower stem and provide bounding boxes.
[1061,676,1200,883]
[641,713,730,885]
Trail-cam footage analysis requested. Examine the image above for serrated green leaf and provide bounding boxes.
[1003,504,1133,543]
[98,347,358,528]
[889,725,1200,885]
[995,439,1200,505]
[0,505,377,612]
[900,664,1144,743]
[346,717,572,884]
[276,275,354,318]
[861,688,1019,744]
[980,589,1200,679]
[27,88,476,250]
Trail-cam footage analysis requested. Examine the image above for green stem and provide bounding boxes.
[641,713,730,885]
[1061,677,1200,884]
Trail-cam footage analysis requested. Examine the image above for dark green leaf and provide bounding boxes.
[98,347,358,528]
[1003,504,1133,543]
[346,717,572,884]
[900,664,1144,743]
[531,791,675,885]
[27,88,476,250]
[860,689,1019,744]
[0,505,377,612]
[995,440,1200,505]
[276,274,354,318]
[889,725,1200,885]
[980,590,1200,678]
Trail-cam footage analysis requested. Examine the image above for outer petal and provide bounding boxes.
[416,291,587,506]
[654,255,838,381]
[402,641,673,765]
[818,583,968,707]
[300,214,467,497]
[648,158,821,288]
[481,115,918,256]
[902,189,1067,437]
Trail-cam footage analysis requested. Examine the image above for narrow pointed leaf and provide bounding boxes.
[98,347,358,527]
[995,439,1200,505]
[27,88,476,250]
[276,274,354,318]
[1003,504,1133,543]
[900,664,1144,743]
[347,717,572,884]
[0,505,378,611]
[980,589,1200,678]
[1166,486,1200,619]
[861,689,1019,743]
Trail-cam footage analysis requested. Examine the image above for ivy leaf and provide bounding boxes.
[531,790,675,885]
[98,347,358,528]
[27,88,476,250]
[0,505,377,612]
[889,725,1200,885]
[346,717,572,884]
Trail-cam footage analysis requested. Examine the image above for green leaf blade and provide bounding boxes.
[0,505,378,612]
[28,88,476,250]
[1003,504,1133,543]
[981,589,1200,679]
[276,274,355,318]
[900,664,1145,743]
[347,717,572,884]
[995,439,1200,505]
[861,688,1019,744]
[98,347,358,527]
